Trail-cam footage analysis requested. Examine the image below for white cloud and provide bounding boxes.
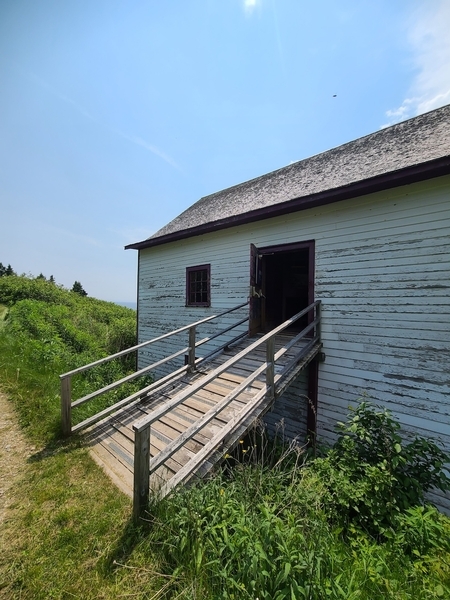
[383,0,450,126]
[29,71,98,122]
[244,0,259,16]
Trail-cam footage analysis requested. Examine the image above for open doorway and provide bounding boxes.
[249,240,315,335]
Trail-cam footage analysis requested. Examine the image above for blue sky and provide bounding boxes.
[1,0,449,303]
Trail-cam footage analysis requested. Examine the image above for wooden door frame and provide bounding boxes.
[258,239,315,304]
[249,240,315,334]
[249,243,263,336]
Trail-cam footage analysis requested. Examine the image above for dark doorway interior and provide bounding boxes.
[263,248,310,331]
[249,240,315,336]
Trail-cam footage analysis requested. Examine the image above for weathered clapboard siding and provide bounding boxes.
[137,174,450,511]
[264,370,309,441]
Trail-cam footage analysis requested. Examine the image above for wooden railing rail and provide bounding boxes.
[158,385,269,499]
[60,301,249,435]
[71,363,191,434]
[71,347,189,409]
[132,300,321,518]
[195,316,249,349]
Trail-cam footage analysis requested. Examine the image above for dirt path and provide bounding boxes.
[0,390,34,527]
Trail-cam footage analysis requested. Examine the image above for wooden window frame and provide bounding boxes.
[186,264,211,307]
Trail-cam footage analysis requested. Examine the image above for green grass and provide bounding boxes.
[0,275,165,598]
[2,435,449,599]
[143,433,450,599]
[1,274,449,599]
[0,442,167,599]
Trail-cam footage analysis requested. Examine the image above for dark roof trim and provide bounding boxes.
[125,156,450,251]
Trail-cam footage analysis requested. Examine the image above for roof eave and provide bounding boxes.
[125,156,450,251]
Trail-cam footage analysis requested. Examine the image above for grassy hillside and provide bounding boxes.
[0,275,137,441]
[0,275,166,599]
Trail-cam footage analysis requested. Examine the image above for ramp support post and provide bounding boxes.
[188,326,196,372]
[133,423,151,521]
[61,375,72,436]
[266,336,275,400]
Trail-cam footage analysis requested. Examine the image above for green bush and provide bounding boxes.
[0,274,69,305]
[311,402,449,537]
[390,505,450,556]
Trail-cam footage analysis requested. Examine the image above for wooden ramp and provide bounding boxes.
[84,332,321,501]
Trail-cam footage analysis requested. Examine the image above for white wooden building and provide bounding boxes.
[126,105,450,510]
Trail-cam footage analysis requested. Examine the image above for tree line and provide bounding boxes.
[0,262,88,296]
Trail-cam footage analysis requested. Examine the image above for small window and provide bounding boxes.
[186,264,211,307]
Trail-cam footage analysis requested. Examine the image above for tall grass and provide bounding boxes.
[0,275,166,599]
[145,427,450,599]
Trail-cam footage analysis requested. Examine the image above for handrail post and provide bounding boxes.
[188,326,196,372]
[133,423,151,521]
[316,301,321,340]
[266,336,275,400]
[61,375,72,436]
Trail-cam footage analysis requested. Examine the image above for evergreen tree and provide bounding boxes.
[71,281,88,296]
[5,264,15,276]
[49,275,55,284]
[0,263,5,277]
[36,273,46,280]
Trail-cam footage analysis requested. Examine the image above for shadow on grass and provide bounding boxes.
[26,429,85,463]
[100,515,154,574]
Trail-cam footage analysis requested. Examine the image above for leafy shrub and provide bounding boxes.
[0,274,69,305]
[390,505,450,556]
[311,402,450,537]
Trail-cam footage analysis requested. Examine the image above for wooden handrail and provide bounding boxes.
[61,300,249,435]
[148,360,269,475]
[132,300,321,518]
[195,316,249,348]
[71,347,189,409]
[60,300,249,379]
[133,301,320,433]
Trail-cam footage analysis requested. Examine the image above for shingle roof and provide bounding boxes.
[126,104,450,250]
